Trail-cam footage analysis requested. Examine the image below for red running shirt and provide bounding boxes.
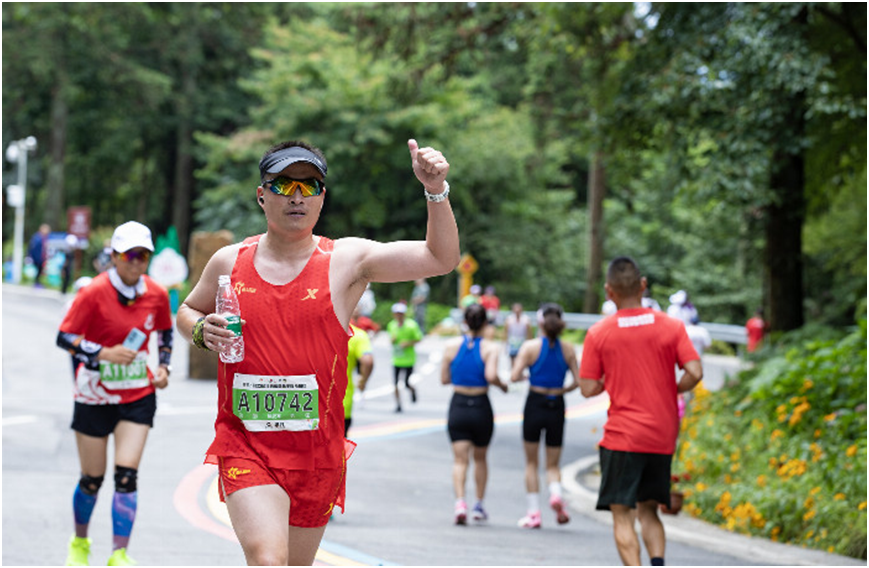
[59,271,172,405]
[745,316,765,352]
[205,235,352,470]
[580,308,699,454]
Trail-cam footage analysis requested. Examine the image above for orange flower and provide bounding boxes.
[846,445,858,457]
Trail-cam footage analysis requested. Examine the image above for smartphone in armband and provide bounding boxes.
[122,328,147,351]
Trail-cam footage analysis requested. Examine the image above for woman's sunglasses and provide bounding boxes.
[117,249,152,263]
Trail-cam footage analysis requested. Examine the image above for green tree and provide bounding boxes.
[196,9,586,309]
[3,3,172,233]
[3,3,276,253]
[619,2,866,331]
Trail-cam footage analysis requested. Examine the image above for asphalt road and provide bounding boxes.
[2,284,859,566]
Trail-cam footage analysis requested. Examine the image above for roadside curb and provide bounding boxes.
[3,281,70,302]
[562,455,864,566]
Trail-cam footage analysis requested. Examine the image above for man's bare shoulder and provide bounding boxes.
[332,236,377,252]
[209,242,244,267]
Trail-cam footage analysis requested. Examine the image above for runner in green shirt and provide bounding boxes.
[387,302,423,412]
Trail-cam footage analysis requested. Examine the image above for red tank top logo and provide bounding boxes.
[233,281,257,295]
[301,288,319,301]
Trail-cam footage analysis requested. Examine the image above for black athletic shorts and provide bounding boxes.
[522,391,566,446]
[596,446,672,511]
[393,366,414,387]
[71,393,157,437]
[447,393,494,447]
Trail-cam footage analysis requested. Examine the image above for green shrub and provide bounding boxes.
[676,319,867,559]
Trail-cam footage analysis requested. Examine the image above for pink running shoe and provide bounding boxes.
[517,510,542,529]
[455,500,468,525]
[550,496,570,525]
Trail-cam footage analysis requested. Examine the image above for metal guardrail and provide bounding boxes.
[695,322,748,344]
[449,309,747,344]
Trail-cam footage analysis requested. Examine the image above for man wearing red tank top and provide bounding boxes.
[177,139,459,565]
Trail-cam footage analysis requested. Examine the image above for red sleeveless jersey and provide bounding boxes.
[205,235,351,470]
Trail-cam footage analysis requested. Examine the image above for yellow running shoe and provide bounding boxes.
[65,536,91,566]
[106,548,137,566]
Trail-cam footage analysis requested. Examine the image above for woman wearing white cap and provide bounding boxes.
[667,289,698,326]
[57,221,173,566]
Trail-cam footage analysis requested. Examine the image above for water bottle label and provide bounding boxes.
[225,315,242,336]
[231,373,319,432]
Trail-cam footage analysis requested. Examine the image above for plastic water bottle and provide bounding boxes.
[216,274,244,363]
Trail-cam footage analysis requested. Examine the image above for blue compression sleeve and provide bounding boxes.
[112,491,137,538]
[73,484,98,526]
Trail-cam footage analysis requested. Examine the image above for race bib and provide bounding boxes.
[232,373,319,432]
[99,352,149,390]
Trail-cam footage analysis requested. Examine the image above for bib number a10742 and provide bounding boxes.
[232,373,319,432]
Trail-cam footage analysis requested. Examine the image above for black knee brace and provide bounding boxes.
[78,474,104,496]
[114,466,138,493]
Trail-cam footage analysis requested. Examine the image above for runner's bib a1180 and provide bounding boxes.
[232,373,319,432]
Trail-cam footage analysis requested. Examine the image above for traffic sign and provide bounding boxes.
[457,253,478,275]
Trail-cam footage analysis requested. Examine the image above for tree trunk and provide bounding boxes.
[764,79,806,335]
[764,148,805,333]
[44,70,68,230]
[584,150,606,314]
[172,37,198,256]
[173,110,193,255]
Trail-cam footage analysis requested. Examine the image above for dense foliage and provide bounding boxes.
[3,3,866,326]
[676,319,867,558]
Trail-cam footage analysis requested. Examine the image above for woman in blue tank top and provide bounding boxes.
[510,303,579,529]
[441,304,508,525]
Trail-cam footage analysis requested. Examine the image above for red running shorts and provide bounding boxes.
[217,456,346,528]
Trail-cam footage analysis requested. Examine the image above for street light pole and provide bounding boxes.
[5,136,37,284]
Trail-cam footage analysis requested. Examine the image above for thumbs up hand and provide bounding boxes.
[408,139,449,194]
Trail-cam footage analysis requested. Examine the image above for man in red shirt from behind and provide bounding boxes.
[580,256,703,567]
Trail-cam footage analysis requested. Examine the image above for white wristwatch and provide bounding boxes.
[424,181,450,203]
